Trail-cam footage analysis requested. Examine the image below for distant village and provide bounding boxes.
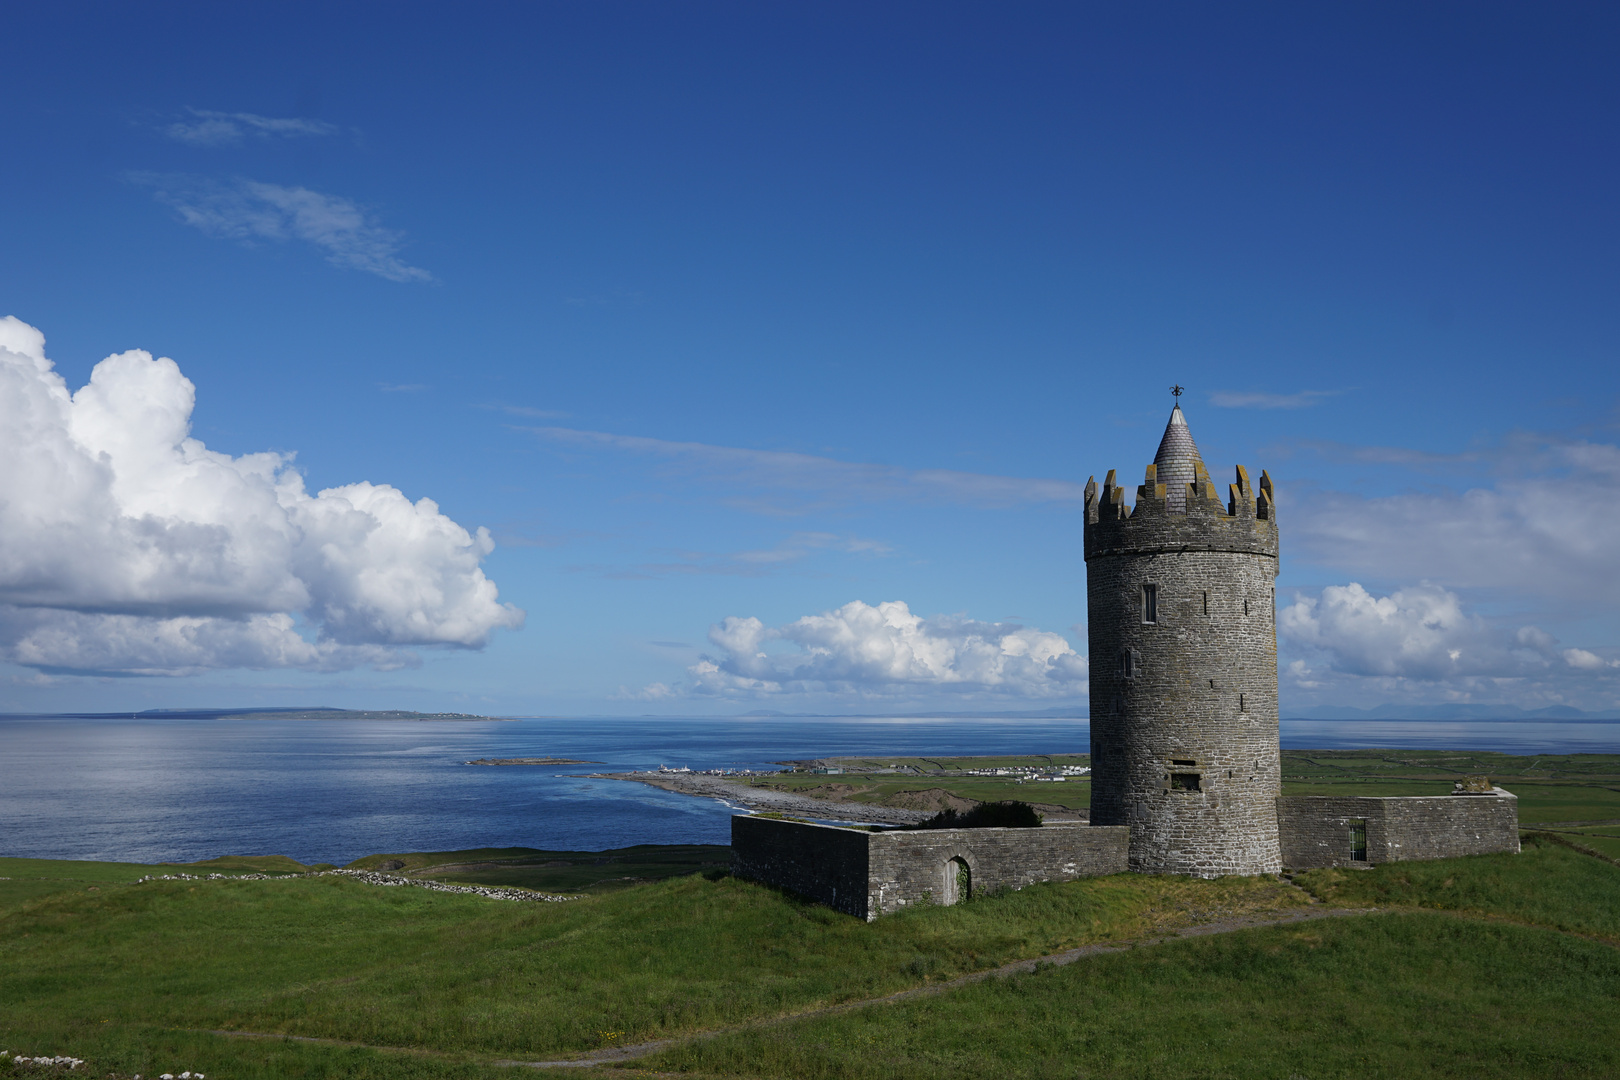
[637,763,1091,783]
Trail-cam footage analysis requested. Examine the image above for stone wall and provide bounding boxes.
[730,814,870,917]
[731,815,1129,920]
[1277,791,1520,869]
[867,822,1129,917]
[1085,457,1283,877]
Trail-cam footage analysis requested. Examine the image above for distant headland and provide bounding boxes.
[40,707,509,722]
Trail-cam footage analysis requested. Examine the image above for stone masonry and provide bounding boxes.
[1085,405,1283,876]
[1277,790,1521,869]
[731,815,1129,921]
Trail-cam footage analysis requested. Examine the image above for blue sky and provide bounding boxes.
[2,2,1618,715]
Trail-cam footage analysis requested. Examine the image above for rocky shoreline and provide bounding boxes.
[596,772,936,825]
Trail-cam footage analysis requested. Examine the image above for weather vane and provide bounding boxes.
[1170,384,1185,400]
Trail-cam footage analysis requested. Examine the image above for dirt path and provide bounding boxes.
[498,905,1381,1070]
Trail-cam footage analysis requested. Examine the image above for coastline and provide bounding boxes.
[596,772,936,825]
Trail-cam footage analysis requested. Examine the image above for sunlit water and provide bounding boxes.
[0,715,1614,864]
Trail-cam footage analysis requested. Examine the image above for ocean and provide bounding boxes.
[1,714,1615,865]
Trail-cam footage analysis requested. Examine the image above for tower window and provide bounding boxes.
[1240,693,1246,712]
[1202,591,1208,616]
[1171,758,1196,766]
[1244,597,1250,616]
[1118,648,1140,679]
[1142,584,1158,624]
[1169,773,1201,792]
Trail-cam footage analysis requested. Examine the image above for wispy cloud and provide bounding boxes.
[573,532,895,579]
[494,405,572,420]
[1291,437,1620,610]
[129,173,431,283]
[1284,439,1482,469]
[1210,389,1342,409]
[522,426,1087,512]
[165,109,339,146]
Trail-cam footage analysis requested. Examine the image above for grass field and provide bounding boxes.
[346,843,732,895]
[635,835,1620,1079]
[0,852,1306,1077]
[3,836,1618,1078]
[745,749,1620,832]
[638,913,1620,1079]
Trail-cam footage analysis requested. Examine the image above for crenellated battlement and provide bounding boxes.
[1083,459,1277,561]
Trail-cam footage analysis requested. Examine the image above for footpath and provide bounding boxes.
[499,905,1380,1070]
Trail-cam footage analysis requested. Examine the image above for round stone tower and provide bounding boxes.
[1084,405,1282,876]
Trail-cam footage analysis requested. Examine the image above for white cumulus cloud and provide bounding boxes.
[656,599,1086,699]
[1278,581,1619,708]
[130,173,432,283]
[1280,583,1518,679]
[0,317,522,675]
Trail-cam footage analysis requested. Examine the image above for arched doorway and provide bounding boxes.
[942,856,971,905]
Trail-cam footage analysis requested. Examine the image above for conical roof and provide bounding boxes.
[1152,404,1205,512]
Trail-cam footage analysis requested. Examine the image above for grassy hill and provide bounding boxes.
[2,834,1617,1078]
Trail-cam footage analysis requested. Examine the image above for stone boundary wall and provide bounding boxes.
[868,822,1129,918]
[1277,791,1519,870]
[731,816,1129,920]
[730,815,870,917]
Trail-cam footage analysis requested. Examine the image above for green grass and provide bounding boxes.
[1543,829,1620,860]
[626,837,1620,1079]
[755,750,1620,825]
[636,913,1620,1079]
[0,855,1304,1071]
[1293,833,1620,943]
[5,837,1618,1078]
[343,843,731,894]
[1279,750,1620,826]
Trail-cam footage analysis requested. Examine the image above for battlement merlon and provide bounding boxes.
[1084,462,1278,562]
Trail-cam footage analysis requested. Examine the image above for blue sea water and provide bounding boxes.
[0,715,1615,865]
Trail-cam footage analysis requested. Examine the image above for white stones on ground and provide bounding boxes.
[132,869,580,902]
[3,1051,86,1068]
[2,1049,202,1078]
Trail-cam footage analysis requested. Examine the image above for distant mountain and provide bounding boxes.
[1284,704,1618,721]
[50,707,499,721]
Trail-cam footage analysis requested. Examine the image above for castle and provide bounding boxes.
[1084,403,1283,876]
[732,403,1519,917]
